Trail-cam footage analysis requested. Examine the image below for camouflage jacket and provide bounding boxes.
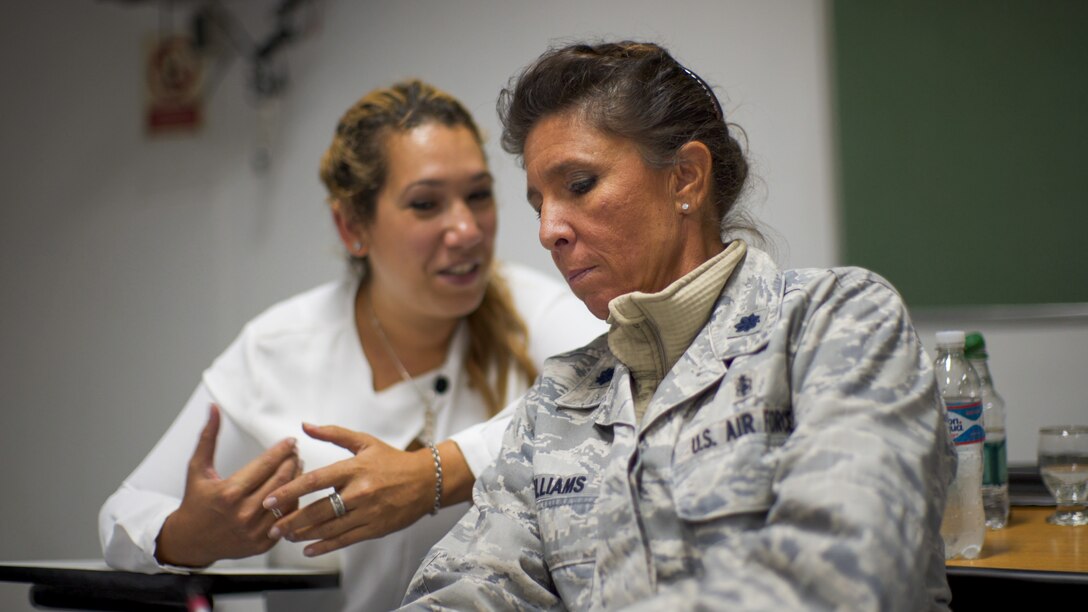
[402,247,954,611]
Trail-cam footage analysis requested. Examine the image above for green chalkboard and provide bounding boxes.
[833,1,1088,308]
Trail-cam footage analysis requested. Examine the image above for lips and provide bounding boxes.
[440,261,479,276]
[435,258,489,288]
[565,266,594,285]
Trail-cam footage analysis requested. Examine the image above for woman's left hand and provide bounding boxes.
[262,423,435,557]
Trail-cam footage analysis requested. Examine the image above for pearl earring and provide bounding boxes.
[680,203,691,212]
[352,241,362,252]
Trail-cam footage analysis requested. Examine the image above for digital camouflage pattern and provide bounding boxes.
[402,248,954,611]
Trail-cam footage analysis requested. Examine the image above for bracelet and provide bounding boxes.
[428,444,443,515]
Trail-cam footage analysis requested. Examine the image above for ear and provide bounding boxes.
[671,141,713,214]
[331,200,369,257]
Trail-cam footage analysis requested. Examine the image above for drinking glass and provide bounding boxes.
[1037,426,1088,526]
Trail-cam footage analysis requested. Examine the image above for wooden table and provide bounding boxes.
[947,506,1088,574]
[945,506,1087,611]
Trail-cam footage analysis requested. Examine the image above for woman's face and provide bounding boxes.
[523,111,689,319]
[357,123,496,324]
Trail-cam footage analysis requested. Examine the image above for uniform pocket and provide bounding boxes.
[536,493,597,605]
[537,494,597,569]
[671,430,777,521]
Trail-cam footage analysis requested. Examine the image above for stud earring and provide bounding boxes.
[352,241,363,253]
[680,202,691,213]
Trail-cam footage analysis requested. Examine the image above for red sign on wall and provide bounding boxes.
[145,35,204,134]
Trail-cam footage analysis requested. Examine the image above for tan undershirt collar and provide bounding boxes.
[607,240,747,422]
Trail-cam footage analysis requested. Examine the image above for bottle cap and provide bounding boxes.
[935,330,965,347]
[964,331,988,359]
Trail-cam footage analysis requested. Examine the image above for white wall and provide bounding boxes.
[1,1,1081,610]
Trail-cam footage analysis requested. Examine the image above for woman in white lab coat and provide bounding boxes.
[99,79,603,611]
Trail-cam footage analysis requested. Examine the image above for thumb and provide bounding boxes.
[189,404,221,479]
[302,422,372,454]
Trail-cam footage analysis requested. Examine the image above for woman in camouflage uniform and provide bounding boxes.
[402,42,953,611]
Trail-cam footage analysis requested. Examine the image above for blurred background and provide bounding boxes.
[1,1,1085,609]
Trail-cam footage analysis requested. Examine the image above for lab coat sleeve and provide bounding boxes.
[98,382,264,573]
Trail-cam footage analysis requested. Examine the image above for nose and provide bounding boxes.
[444,199,484,249]
[538,202,571,252]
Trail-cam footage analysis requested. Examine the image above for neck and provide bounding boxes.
[356,283,459,390]
[656,232,725,293]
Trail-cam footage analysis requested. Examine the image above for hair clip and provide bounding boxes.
[680,66,724,121]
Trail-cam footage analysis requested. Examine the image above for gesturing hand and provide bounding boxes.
[262,423,436,558]
[155,405,302,568]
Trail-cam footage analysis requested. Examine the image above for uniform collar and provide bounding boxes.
[705,245,784,361]
[639,247,784,427]
[605,241,746,392]
[554,246,785,423]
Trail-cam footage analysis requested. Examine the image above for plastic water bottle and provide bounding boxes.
[934,330,985,560]
[966,331,1009,530]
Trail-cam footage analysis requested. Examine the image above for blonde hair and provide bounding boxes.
[319,79,536,415]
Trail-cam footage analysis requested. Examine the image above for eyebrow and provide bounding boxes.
[525,160,583,204]
[402,171,493,194]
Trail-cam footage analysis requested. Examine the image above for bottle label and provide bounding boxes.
[945,400,984,446]
[983,438,1008,485]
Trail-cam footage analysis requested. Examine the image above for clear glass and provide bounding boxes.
[1037,426,1088,526]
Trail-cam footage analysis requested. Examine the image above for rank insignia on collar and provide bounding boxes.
[734,313,760,332]
[595,367,614,385]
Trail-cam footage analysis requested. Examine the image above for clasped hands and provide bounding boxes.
[156,405,436,567]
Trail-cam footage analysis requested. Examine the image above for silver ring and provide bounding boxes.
[328,491,346,518]
[270,507,283,519]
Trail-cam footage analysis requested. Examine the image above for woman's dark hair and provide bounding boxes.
[319,79,536,415]
[498,41,755,237]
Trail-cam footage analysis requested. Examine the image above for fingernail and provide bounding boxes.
[303,545,315,557]
[263,497,277,509]
[268,526,281,540]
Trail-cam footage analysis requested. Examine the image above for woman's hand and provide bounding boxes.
[263,423,470,557]
[155,405,302,568]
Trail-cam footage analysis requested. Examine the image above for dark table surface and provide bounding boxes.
[0,560,339,611]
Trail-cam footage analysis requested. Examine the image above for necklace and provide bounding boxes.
[367,296,438,446]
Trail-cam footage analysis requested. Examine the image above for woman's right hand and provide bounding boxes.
[154,405,301,568]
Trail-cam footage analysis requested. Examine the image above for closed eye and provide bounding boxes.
[467,188,493,203]
[408,200,438,212]
[569,175,597,195]
[526,190,543,220]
